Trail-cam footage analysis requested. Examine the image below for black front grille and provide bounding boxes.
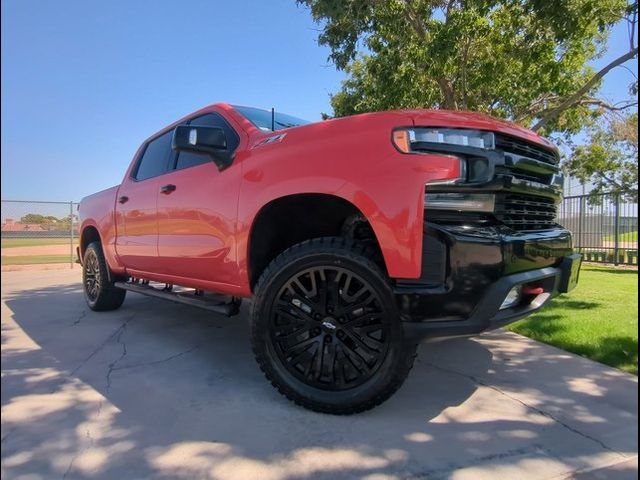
[495,134,559,165]
[495,193,559,231]
[425,132,563,232]
[494,165,553,185]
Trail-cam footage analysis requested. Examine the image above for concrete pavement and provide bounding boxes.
[1,269,637,479]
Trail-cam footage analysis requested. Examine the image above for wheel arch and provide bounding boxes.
[80,223,101,259]
[247,193,385,290]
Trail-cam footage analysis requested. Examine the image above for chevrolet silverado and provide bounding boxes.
[78,103,581,413]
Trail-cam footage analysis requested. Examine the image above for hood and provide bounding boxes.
[402,109,557,152]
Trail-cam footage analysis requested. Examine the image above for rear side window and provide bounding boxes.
[134,131,173,181]
[175,113,240,171]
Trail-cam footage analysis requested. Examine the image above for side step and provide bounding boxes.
[114,281,241,316]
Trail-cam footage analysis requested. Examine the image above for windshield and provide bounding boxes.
[233,105,311,131]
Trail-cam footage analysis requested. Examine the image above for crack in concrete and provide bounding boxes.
[113,345,200,372]
[95,399,104,419]
[61,453,77,479]
[61,382,106,479]
[62,314,135,480]
[1,428,15,444]
[69,314,135,377]
[553,455,640,480]
[105,322,129,390]
[72,310,86,326]
[408,443,550,479]
[62,424,95,480]
[424,361,625,456]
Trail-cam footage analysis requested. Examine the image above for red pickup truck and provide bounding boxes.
[78,103,581,413]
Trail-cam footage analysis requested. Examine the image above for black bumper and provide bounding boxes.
[395,222,581,340]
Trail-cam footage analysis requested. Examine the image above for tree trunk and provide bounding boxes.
[437,78,458,109]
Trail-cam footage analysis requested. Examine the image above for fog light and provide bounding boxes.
[424,193,496,212]
[500,285,522,310]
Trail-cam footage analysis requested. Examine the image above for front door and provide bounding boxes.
[115,130,174,272]
[155,112,242,287]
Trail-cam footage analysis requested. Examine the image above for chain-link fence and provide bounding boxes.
[1,200,79,268]
[2,193,638,268]
[559,191,638,265]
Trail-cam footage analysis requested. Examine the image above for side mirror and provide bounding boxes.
[172,125,233,170]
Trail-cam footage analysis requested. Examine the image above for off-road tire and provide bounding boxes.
[83,241,126,311]
[251,237,417,414]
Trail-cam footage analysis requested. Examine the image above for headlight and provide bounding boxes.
[425,193,496,212]
[393,128,495,152]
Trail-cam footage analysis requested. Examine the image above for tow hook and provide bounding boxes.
[522,286,545,296]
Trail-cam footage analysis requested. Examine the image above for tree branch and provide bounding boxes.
[575,97,638,111]
[401,0,427,40]
[445,0,457,20]
[532,47,639,131]
[518,95,637,123]
[629,2,638,50]
[600,172,623,189]
[459,35,471,108]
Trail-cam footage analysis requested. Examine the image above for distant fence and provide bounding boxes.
[1,200,79,268]
[1,193,638,268]
[559,191,638,265]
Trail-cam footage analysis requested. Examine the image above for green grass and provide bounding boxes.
[604,231,638,243]
[1,238,76,248]
[508,265,638,375]
[1,255,73,265]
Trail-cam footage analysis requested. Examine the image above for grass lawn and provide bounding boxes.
[1,238,76,248]
[1,255,72,265]
[508,265,638,375]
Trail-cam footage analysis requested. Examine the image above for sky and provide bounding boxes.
[1,0,637,202]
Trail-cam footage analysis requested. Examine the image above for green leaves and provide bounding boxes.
[565,113,638,195]
[299,0,632,136]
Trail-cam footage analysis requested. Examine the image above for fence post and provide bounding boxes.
[70,201,74,269]
[578,195,585,256]
[614,192,620,266]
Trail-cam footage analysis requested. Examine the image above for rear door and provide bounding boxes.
[115,130,174,272]
[155,112,243,286]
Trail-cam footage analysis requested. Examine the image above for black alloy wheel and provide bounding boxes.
[251,237,416,414]
[84,248,102,302]
[82,241,126,311]
[270,266,390,391]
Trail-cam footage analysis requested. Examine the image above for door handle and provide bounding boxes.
[118,196,129,204]
[160,184,177,194]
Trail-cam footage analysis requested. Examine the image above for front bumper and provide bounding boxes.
[395,222,581,340]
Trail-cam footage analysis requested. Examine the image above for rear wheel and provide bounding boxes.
[83,241,126,311]
[251,237,416,414]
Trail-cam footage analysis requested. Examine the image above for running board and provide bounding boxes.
[114,281,241,316]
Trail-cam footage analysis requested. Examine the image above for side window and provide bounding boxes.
[174,113,240,171]
[134,131,173,181]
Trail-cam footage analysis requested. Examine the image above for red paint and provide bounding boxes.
[79,103,556,298]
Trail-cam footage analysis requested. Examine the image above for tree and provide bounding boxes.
[565,112,638,196]
[299,0,637,136]
[20,214,58,224]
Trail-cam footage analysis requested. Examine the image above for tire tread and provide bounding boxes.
[84,241,126,311]
[251,237,417,414]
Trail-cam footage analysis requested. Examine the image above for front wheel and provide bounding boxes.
[251,237,416,414]
[83,241,126,311]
